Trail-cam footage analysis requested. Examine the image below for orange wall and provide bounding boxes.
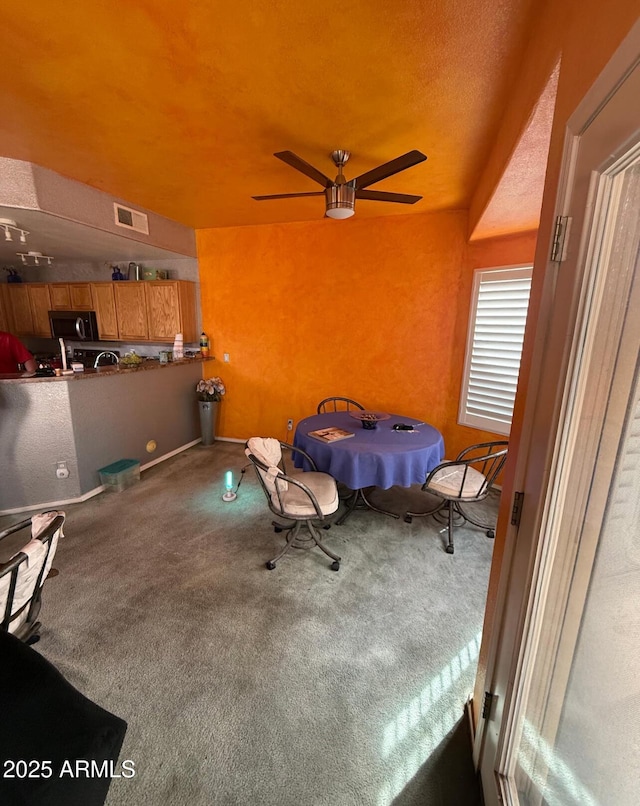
[197,214,536,460]
[445,230,539,462]
[198,210,475,447]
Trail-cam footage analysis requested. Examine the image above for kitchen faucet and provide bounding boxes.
[58,337,72,375]
[94,351,120,368]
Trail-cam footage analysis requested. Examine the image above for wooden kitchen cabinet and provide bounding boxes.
[145,281,197,343]
[6,285,34,335]
[90,283,119,340]
[113,282,148,340]
[69,283,93,309]
[49,283,93,310]
[2,280,197,342]
[28,284,53,337]
[0,285,12,332]
[49,284,71,310]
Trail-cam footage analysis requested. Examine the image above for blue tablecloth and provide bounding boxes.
[293,412,445,490]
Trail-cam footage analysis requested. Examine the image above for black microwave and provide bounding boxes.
[49,310,100,341]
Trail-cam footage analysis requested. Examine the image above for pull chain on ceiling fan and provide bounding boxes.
[252,149,427,219]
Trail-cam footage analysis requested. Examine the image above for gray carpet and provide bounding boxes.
[2,442,497,805]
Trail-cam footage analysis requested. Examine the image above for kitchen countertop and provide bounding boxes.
[0,356,214,384]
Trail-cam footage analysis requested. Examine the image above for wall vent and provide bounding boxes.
[113,203,149,235]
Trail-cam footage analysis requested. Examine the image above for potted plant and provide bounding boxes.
[196,377,225,445]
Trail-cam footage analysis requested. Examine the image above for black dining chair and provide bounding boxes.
[404,441,508,554]
[316,397,365,414]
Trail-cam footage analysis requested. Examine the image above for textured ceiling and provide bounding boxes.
[471,61,559,240]
[1,0,539,229]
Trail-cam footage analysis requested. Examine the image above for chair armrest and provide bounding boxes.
[455,441,508,461]
[273,472,325,519]
[279,442,318,472]
[0,551,29,578]
[0,514,65,545]
[0,517,32,544]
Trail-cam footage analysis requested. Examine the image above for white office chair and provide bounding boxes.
[245,437,341,571]
[404,441,508,554]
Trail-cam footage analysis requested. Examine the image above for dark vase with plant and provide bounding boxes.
[196,377,225,445]
[4,268,22,283]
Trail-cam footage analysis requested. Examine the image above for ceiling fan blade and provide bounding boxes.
[355,189,422,204]
[353,150,427,189]
[252,192,326,200]
[274,151,333,188]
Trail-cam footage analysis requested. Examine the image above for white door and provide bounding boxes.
[476,36,640,806]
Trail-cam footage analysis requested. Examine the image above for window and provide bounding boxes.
[458,266,533,436]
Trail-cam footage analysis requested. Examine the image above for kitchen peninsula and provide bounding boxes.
[0,358,211,513]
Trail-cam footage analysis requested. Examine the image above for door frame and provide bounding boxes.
[473,19,640,804]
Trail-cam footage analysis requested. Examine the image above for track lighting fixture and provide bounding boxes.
[16,251,54,266]
[0,218,29,244]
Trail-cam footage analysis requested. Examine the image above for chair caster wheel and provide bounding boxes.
[445,545,455,554]
[486,529,495,539]
[330,561,340,571]
[265,561,276,570]
[274,526,283,533]
[404,515,413,523]
[323,524,331,530]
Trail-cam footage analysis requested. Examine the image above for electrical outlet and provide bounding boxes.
[56,461,69,480]
[223,353,230,363]
[287,418,293,431]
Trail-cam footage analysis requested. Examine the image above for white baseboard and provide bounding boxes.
[0,440,203,516]
[140,438,201,471]
[0,485,107,516]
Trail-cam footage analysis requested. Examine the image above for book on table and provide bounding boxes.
[308,426,355,443]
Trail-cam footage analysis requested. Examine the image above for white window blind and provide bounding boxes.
[458,266,533,436]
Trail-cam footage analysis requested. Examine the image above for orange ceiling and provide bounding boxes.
[1,0,539,229]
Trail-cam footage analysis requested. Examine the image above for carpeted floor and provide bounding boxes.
[2,442,497,805]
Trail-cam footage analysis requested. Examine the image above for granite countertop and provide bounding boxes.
[0,356,214,384]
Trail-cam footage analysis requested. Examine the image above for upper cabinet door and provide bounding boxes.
[28,284,53,337]
[0,286,12,332]
[146,282,182,342]
[50,283,93,310]
[69,283,93,310]
[49,284,72,310]
[146,281,197,343]
[113,282,148,340]
[90,283,119,340]
[6,285,33,335]
[25,284,53,338]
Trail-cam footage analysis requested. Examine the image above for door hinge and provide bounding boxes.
[551,215,572,262]
[482,691,496,720]
[511,491,524,527]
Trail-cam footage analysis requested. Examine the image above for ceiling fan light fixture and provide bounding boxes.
[254,149,426,219]
[325,184,355,220]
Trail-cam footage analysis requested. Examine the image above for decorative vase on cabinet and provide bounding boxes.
[198,401,218,445]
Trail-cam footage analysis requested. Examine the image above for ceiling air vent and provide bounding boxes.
[113,203,149,235]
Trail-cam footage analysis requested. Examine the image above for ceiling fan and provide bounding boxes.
[252,149,427,219]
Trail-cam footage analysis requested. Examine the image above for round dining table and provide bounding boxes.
[293,411,445,521]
